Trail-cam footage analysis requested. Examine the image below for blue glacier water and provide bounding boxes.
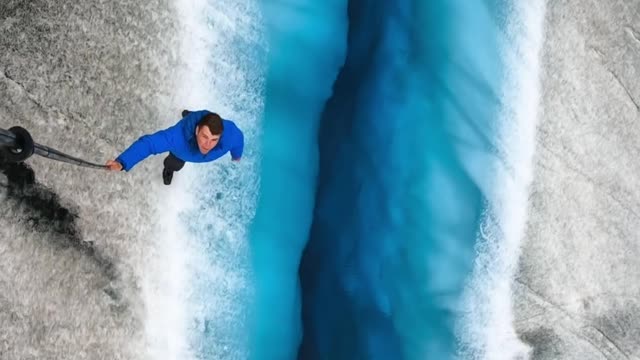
[246,1,348,360]
[294,0,506,359]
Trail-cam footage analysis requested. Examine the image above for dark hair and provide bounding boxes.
[198,113,224,135]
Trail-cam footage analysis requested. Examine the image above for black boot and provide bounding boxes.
[162,153,184,185]
[162,168,173,185]
[181,110,191,118]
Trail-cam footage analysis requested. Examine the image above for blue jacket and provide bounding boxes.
[116,110,244,171]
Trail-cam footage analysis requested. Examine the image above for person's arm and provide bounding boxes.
[230,130,244,161]
[107,128,175,171]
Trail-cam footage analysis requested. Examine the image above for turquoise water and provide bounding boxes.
[246,1,348,359]
[192,0,520,359]
[295,0,505,359]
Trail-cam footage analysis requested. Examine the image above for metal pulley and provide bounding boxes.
[0,127,35,162]
[0,126,107,170]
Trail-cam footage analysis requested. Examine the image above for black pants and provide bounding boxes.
[163,153,185,172]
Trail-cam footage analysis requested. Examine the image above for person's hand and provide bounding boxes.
[106,160,123,171]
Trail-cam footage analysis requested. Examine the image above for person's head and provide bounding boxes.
[195,113,224,154]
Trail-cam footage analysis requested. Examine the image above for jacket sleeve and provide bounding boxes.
[230,130,244,160]
[116,128,175,171]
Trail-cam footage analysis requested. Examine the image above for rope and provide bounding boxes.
[0,127,107,170]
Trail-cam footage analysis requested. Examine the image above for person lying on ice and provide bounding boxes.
[105,110,244,185]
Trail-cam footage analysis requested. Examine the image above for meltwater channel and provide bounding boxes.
[248,0,544,359]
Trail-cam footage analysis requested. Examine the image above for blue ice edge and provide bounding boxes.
[246,1,348,359]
